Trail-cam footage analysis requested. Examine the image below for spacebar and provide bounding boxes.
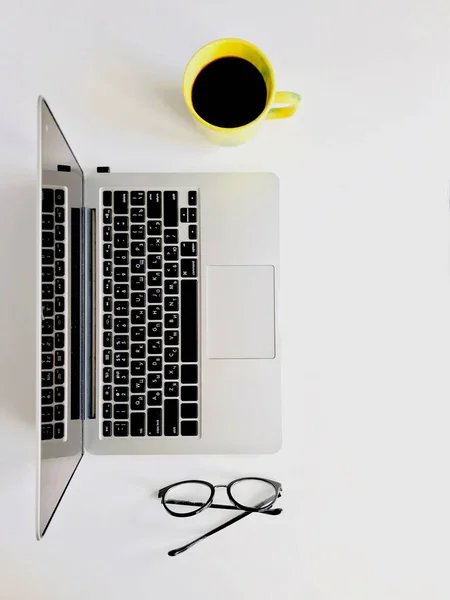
[181,279,198,362]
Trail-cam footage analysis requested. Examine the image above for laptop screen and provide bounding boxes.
[37,98,84,538]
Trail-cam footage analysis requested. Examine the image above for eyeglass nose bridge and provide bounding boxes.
[214,484,227,489]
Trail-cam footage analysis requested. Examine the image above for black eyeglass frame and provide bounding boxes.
[158,477,282,518]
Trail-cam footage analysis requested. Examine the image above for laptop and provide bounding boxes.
[36,97,281,538]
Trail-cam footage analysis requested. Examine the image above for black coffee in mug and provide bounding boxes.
[191,57,267,129]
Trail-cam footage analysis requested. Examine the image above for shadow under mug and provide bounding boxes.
[183,38,301,146]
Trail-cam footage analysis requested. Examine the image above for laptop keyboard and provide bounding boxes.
[100,189,199,438]
[40,188,67,441]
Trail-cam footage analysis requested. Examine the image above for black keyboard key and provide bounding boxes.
[55,207,65,223]
[114,284,129,299]
[131,242,145,256]
[55,369,64,384]
[103,421,112,437]
[148,322,162,338]
[103,244,112,259]
[131,275,146,290]
[42,267,54,282]
[164,246,178,261]
[55,225,65,241]
[42,215,54,230]
[130,191,145,205]
[181,259,197,278]
[131,343,146,358]
[103,368,112,383]
[114,352,129,367]
[147,390,162,406]
[103,314,113,329]
[131,394,146,410]
[131,292,146,307]
[114,422,129,437]
[103,349,112,365]
[55,189,64,205]
[164,400,179,436]
[114,369,129,385]
[104,261,112,277]
[148,373,162,389]
[41,389,53,404]
[147,238,162,252]
[55,332,65,348]
[130,224,145,239]
[188,225,198,240]
[148,339,162,354]
[148,305,162,320]
[114,404,129,419]
[148,254,162,269]
[181,421,198,436]
[188,208,197,222]
[164,330,179,346]
[148,288,162,303]
[54,423,64,439]
[103,226,112,242]
[147,356,162,372]
[42,318,53,335]
[103,385,112,401]
[147,408,162,436]
[147,191,162,218]
[103,191,112,207]
[181,403,198,419]
[164,296,179,311]
[164,347,179,363]
[131,378,146,393]
[164,229,178,243]
[114,318,129,333]
[114,216,128,231]
[164,191,178,226]
[42,232,54,247]
[188,191,197,206]
[181,279,198,362]
[114,301,129,316]
[55,296,65,312]
[55,278,65,294]
[147,271,162,287]
[104,296,113,312]
[103,209,112,224]
[55,314,64,331]
[103,403,112,419]
[181,242,197,257]
[180,208,188,223]
[164,263,178,277]
[164,364,179,380]
[42,406,53,423]
[42,336,53,352]
[114,267,129,282]
[41,371,53,387]
[114,387,129,402]
[165,279,179,294]
[164,382,179,397]
[147,220,162,235]
[55,351,64,367]
[131,207,145,226]
[131,326,146,341]
[42,189,54,212]
[41,424,53,440]
[114,251,129,265]
[114,335,129,350]
[131,309,146,324]
[54,405,64,421]
[42,249,54,265]
[181,365,198,384]
[104,278,113,294]
[130,412,146,436]
[114,233,129,248]
[131,360,146,376]
[103,331,112,347]
[164,314,179,328]
[131,258,145,273]
[55,243,65,259]
[114,191,128,214]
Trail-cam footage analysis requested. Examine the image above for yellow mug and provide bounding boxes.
[183,38,301,145]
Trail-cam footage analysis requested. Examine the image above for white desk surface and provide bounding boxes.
[1,1,450,598]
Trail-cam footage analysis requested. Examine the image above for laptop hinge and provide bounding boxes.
[83,207,96,423]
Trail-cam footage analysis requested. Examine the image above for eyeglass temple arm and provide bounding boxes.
[164,499,280,515]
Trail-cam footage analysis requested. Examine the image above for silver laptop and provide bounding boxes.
[36,97,281,538]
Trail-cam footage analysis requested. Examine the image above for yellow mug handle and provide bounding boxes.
[267,91,301,119]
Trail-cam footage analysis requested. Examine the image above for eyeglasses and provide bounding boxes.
[158,477,283,556]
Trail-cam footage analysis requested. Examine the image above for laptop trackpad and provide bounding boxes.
[207,266,275,359]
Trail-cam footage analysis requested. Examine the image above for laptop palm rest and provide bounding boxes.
[206,265,275,359]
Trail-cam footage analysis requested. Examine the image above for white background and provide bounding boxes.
[1,0,450,598]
